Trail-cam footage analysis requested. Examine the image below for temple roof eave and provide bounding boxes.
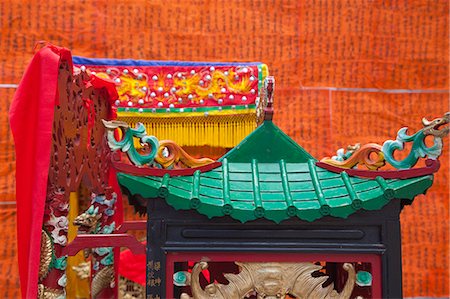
[117,163,434,223]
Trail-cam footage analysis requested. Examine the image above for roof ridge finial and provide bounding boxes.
[263,76,275,121]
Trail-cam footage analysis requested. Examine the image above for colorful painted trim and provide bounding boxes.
[316,159,440,179]
[117,104,256,117]
[73,56,268,112]
[72,57,263,67]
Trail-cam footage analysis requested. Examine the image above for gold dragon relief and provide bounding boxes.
[181,261,356,299]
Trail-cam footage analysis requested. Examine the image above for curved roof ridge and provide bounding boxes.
[220,121,314,163]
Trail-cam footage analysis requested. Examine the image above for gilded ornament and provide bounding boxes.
[321,143,385,170]
[39,229,53,280]
[155,140,214,169]
[91,265,114,299]
[72,261,91,280]
[183,261,355,299]
[256,77,274,125]
[37,284,65,299]
[118,276,145,299]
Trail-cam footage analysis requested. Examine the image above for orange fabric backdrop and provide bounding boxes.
[0,0,448,297]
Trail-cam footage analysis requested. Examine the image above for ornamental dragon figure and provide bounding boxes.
[319,112,449,176]
[382,112,450,169]
[73,205,102,234]
[102,119,215,169]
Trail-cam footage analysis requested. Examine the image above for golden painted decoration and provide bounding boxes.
[155,140,215,169]
[422,112,450,138]
[183,261,356,299]
[321,143,385,170]
[39,230,53,281]
[118,276,145,299]
[72,261,91,280]
[73,206,102,234]
[91,265,114,299]
[37,284,64,299]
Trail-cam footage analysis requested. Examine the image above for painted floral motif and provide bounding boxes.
[94,247,111,256]
[93,193,117,216]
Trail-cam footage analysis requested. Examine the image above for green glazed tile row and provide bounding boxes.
[118,168,433,223]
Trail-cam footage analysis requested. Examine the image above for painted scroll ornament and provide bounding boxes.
[321,143,385,170]
[103,120,159,166]
[103,119,215,169]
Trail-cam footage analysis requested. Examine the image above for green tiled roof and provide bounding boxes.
[117,121,434,223]
[118,161,433,223]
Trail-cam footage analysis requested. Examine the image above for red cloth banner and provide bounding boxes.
[9,45,72,299]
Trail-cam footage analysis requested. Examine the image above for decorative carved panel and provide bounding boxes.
[39,61,116,298]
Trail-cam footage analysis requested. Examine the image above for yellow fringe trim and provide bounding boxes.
[117,113,257,148]
[117,108,255,118]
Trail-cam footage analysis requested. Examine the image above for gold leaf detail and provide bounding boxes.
[39,230,53,280]
[37,284,64,299]
[321,143,385,170]
[155,140,215,169]
[91,265,114,298]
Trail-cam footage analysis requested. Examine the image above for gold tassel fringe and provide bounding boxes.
[117,113,256,148]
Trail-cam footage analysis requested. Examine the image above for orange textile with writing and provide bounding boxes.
[0,0,448,297]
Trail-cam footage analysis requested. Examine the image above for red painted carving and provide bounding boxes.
[316,159,440,179]
[41,60,117,298]
[111,159,222,177]
[62,234,145,256]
